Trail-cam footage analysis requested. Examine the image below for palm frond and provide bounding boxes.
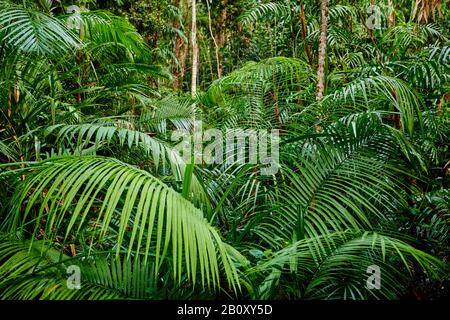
[238,2,292,26]
[205,57,312,129]
[0,238,206,299]
[323,75,423,134]
[0,2,79,55]
[0,140,16,161]
[44,121,211,209]
[3,156,241,291]
[75,10,148,60]
[255,114,409,246]
[253,231,444,299]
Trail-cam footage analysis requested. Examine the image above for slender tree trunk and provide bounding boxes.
[7,88,12,119]
[391,90,402,130]
[349,12,353,33]
[387,0,396,27]
[173,0,188,90]
[206,0,221,79]
[181,39,189,87]
[299,0,313,66]
[216,0,228,79]
[191,0,199,97]
[316,0,328,102]
[438,93,449,115]
[173,35,184,89]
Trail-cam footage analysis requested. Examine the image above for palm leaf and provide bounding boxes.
[45,121,211,210]
[3,156,241,291]
[0,2,79,55]
[255,114,409,246]
[253,231,444,299]
[0,238,198,299]
[323,75,423,135]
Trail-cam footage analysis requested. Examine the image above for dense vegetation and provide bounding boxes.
[0,0,448,300]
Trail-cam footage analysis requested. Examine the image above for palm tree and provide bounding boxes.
[316,0,329,102]
[0,0,241,298]
[190,0,199,96]
[0,0,448,300]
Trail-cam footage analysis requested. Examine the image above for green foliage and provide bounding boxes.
[252,231,444,299]
[2,156,241,291]
[0,0,448,300]
[0,1,78,55]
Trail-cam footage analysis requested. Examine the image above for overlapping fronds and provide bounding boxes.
[255,114,409,246]
[323,76,423,134]
[44,121,210,207]
[74,10,148,60]
[0,239,205,299]
[238,2,291,26]
[3,156,241,291]
[206,57,312,129]
[253,231,444,299]
[0,1,78,55]
[140,95,195,133]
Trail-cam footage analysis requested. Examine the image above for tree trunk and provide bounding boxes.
[412,0,443,24]
[191,0,199,97]
[206,0,221,79]
[316,0,328,102]
[387,0,396,27]
[216,0,228,79]
[299,0,313,66]
[173,0,188,90]
[173,35,185,90]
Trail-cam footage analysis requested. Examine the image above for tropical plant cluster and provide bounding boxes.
[0,0,448,300]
